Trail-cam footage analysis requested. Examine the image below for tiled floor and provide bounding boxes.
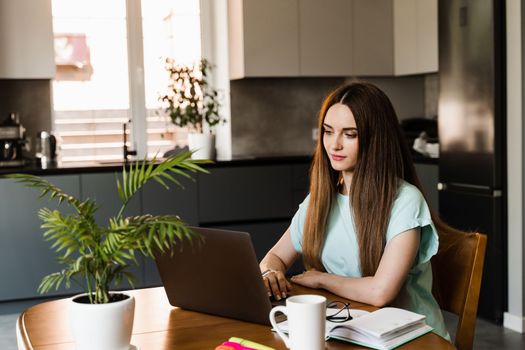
[0,297,60,350]
[442,311,525,350]
[1,299,524,350]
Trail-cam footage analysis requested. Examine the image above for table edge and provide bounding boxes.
[17,311,32,350]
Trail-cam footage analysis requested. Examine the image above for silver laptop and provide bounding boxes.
[154,226,273,325]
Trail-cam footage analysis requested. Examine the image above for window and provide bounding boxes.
[142,0,201,156]
[51,0,201,162]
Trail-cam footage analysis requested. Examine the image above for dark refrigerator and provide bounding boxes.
[438,0,506,323]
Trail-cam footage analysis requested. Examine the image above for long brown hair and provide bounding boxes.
[303,82,446,276]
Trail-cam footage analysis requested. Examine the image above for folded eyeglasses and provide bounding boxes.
[326,300,352,323]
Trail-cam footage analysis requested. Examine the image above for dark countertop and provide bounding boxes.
[0,153,437,177]
[0,154,313,176]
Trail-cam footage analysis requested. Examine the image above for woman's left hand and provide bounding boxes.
[290,269,325,289]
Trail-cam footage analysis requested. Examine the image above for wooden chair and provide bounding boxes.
[431,229,487,350]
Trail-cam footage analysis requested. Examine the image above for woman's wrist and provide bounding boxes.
[261,268,278,277]
[316,271,330,289]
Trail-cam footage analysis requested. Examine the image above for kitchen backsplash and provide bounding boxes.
[0,79,52,152]
[230,77,344,157]
[424,73,439,118]
[230,75,431,157]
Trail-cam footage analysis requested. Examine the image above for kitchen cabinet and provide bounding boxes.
[197,164,308,277]
[80,173,141,226]
[298,0,353,76]
[80,173,143,288]
[228,0,300,79]
[292,163,310,207]
[394,0,438,75]
[81,172,200,288]
[230,0,351,78]
[0,158,312,298]
[0,0,55,79]
[141,177,199,287]
[228,0,437,78]
[197,165,293,223]
[0,172,148,300]
[353,0,438,76]
[141,178,199,225]
[0,175,80,300]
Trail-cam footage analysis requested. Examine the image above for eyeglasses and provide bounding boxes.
[326,300,352,323]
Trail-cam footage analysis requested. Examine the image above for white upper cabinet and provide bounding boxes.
[0,0,55,79]
[352,0,438,76]
[228,0,437,78]
[352,0,395,76]
[229,0,300,79]
[393,0,439,75]
[299,0,353,76]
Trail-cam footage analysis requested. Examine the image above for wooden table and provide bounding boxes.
[17,286,454,350]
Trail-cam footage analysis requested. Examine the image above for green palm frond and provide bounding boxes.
[104,215,201,258]
[38,208,97,258]
[116,151,210,215]
[6,173,82,208]
[38,263,83,294]
[3,153,209,304]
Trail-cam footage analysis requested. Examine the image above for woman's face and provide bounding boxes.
[322,103,359,173]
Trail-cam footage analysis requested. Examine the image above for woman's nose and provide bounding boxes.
[331,136,343,150]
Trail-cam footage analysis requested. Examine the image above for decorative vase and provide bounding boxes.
[188,133,216,160]
[69,292,135,350]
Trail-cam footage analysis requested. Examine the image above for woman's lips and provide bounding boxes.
[331,154,346,161]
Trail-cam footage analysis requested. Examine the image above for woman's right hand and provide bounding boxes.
[262,269,292,300]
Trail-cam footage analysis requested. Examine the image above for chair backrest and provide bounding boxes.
[431,229,487,350]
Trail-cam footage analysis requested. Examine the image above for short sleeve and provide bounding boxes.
[290,194,310,253]
[386,182,439,265]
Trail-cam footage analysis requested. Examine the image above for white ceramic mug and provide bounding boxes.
[269,294,326,350]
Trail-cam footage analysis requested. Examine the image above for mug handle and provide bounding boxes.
[269,305,290,349]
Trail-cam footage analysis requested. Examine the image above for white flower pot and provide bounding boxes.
[188,133,216,160]
[69,292,135,350]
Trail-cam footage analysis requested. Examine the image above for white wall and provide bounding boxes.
[504,0,525,333]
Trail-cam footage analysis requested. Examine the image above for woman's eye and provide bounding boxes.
[345,133,357,138]
[323,129,333,135]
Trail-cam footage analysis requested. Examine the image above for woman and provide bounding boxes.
[260,82,450,340]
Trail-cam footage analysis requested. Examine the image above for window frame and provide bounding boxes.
[126,0,154,158]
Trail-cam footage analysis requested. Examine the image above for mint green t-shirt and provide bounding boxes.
[290,181,450,340]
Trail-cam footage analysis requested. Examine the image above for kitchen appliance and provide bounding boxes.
[400,117,438,158]
[35,131,57,166]
[438,0,506,323]
[0,113,26,167]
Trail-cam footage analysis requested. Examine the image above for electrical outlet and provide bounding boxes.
[312,127,319,141]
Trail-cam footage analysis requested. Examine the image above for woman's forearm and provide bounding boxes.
[260,252,288,273]
[292,229,420,306]
[317,273,393,307]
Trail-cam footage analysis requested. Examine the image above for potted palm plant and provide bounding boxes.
[159,58,225,160]
[4,151,208,350]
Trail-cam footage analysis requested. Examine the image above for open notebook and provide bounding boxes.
[276,307,433,350]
